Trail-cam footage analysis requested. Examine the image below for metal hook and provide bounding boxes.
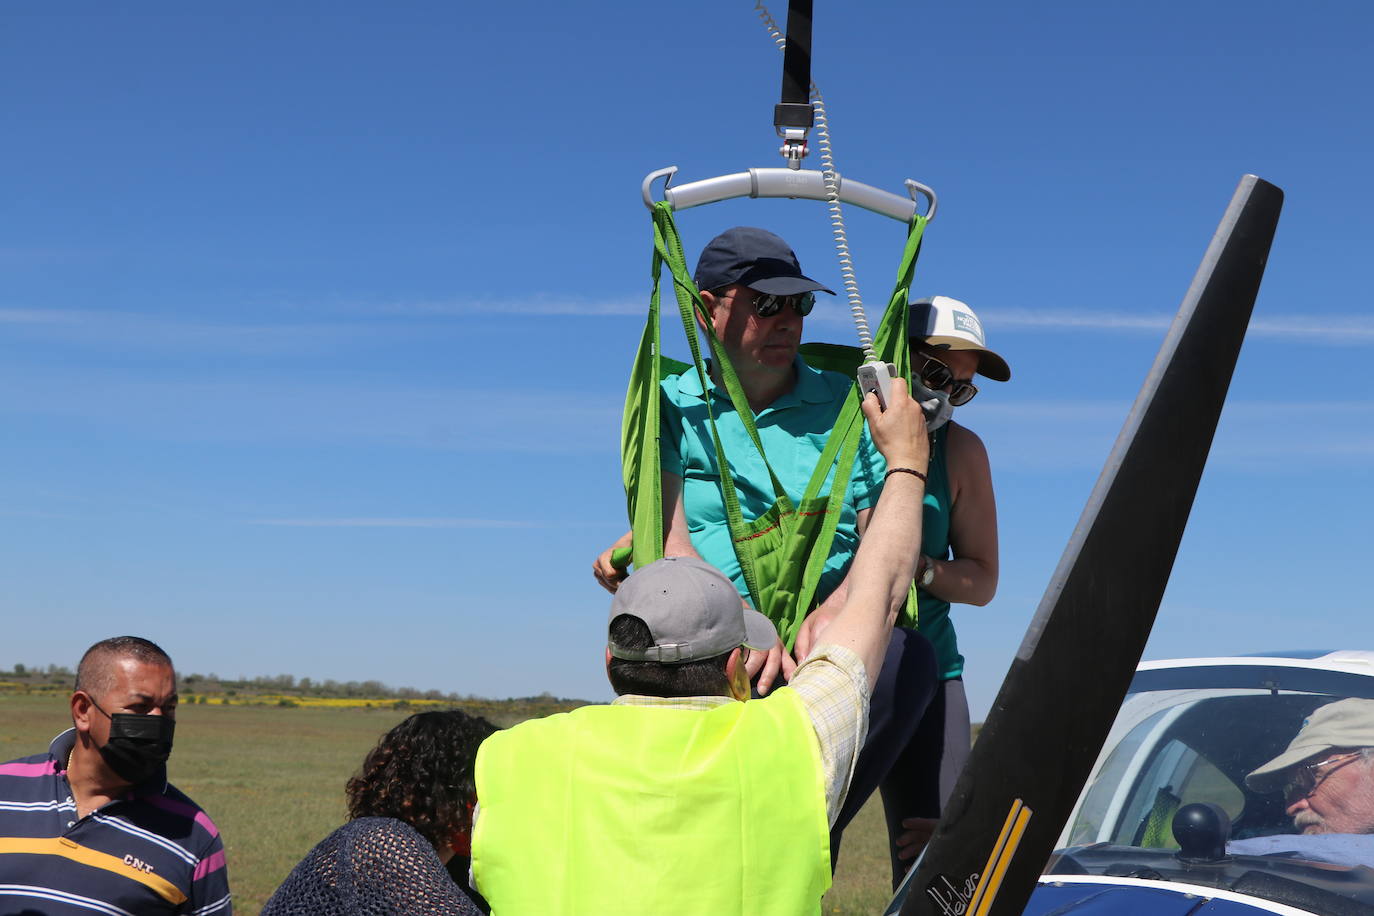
[904,179,938,223]
[901,178,934,223]
[641,166,679,211]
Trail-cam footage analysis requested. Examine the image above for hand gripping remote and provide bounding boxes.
[857,361,897,410]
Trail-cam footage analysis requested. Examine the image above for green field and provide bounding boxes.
[0,694,896,914]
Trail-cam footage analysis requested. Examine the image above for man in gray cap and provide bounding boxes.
[476,380,931,915]
[1227,698,1374,867]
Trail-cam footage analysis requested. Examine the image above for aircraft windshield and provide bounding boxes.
[1048,683,1374,913]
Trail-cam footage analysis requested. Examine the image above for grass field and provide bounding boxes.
[0,693,898,914]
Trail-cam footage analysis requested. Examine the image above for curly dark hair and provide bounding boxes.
[345,710,498,849]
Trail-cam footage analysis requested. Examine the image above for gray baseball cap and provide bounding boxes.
[1246,698,1374,793]
[693,227,834,297]
[608,556,778,663]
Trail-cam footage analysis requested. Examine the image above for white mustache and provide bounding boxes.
[1293,812,1327,833]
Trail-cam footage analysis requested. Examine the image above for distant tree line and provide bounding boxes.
[0,664,589,707]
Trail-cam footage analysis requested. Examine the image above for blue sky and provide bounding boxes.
[3,2,1370,719]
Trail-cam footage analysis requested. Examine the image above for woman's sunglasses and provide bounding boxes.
[918,355,979,406]
[753,291,816,319]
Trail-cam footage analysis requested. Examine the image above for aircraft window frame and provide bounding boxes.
[1061,686,1343,848]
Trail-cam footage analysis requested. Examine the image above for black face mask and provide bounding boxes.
[89,698,176,785]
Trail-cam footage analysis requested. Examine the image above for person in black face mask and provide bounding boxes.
[84,691,177,786]
[0,636,232,915]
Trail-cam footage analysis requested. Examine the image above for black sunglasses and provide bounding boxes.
[752,291,816,319]
[917,354,979,406]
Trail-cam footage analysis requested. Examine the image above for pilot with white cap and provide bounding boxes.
[1227,698,1374,867]
[1246,698,1374,835]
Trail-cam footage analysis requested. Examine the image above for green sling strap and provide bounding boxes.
[621,202,927,647]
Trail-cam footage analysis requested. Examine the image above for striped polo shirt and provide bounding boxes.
[0,728,231,916]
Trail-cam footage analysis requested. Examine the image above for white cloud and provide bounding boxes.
[970,398,1374,471]
[0,308,83,324]
[375,297,644,317]
[0,307,397,353]
[975,308,1173,332]
[17,299,1367,348]
[249,517,540,529]
[966,308,1374,343]
[1250,316,1374,342]
[0,296,648,354]
[0,367,621,453]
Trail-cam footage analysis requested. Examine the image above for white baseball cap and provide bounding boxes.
[1246,698,1374,793]
[910,296,1011,382]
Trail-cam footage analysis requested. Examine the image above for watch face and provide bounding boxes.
[920,565,935,587]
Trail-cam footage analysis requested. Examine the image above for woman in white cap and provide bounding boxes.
[891,295,1009,878]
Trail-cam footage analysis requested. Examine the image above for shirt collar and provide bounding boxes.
[49,727,77,764]
[49,726,169,796]
[676,355,834,411]
[611,694,737,711]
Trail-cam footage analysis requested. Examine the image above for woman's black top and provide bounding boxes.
[262,817,484,915]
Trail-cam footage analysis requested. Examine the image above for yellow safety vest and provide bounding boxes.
[472,687,831,915]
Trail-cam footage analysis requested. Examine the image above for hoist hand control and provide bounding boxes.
[857,361,897,411]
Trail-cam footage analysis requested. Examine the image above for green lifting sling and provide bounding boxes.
[620,201,927,649]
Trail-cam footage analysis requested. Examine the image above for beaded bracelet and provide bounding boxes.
[884,467,928,484]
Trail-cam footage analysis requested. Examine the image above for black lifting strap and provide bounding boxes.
[774,0,814,131]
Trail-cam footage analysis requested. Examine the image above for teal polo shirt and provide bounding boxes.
[660,356,885,605]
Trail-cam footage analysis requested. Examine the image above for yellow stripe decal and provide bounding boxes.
[967,799,1033,916]
[0,837,188,905]
[967,800,1020,911]
[972,803,1032,916]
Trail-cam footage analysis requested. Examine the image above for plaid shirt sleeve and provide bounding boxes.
[787,644,871,826]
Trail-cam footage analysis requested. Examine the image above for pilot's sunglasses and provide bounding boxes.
[918,355,979,407]
[1283,752,1360,801]
[753,291,816,319]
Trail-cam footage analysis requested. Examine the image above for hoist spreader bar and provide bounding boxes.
[641,166,937,224]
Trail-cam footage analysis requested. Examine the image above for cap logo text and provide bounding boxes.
[952,311,984,344]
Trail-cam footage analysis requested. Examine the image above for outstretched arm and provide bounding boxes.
[812,379,929,691]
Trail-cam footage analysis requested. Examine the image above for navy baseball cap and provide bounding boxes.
[693,227,834,297]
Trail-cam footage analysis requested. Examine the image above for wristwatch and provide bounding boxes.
[918,557,936,589]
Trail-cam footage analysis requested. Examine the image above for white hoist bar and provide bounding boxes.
[641,166,937,224]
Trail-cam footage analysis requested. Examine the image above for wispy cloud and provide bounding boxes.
[978,308,1170,331]
[0,507,80,521]
[1250,317,1374,342]
[971,401,1130,422]
[967,308,1374,343]
[0,367,621,453]
[0,296,646,354]
[969,398,1374,470]
[374,297,644,317]
[0,307,403,354]
[0,308,84,325]
[250,517,540,529]
[17,299,1368,349]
